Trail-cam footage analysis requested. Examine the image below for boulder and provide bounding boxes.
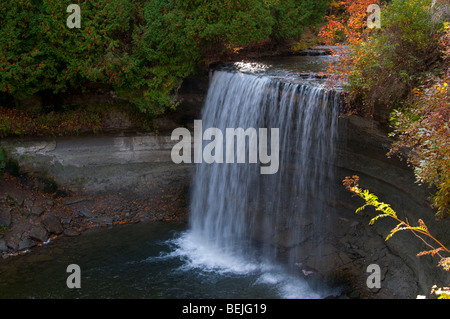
[0,208,11,227]
[18,237,34,251]
[0,239,8,253]
[6,240,19,251]
[31,206,45,217]
[7,190,25,206]
[74,208,95,219]
[29,225,49,242]
[42,214,64,234]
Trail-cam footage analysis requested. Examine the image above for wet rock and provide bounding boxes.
[305,252,343,274]
[29,225,49,242]
[18,237,34,250]
[63,229,80,237]
[63,196,89,206]
[6,241,19,251]
[31,206,45,217]
[88,216,113,226]
[7,190,25,206]
[42,214,64,234]
[61,218,72,225]
[381,266,388,281]
[24,200,34,210]
[74,208,95,219]
[0,208,11,227]
[0,239,8,252]
[338,252,353,265]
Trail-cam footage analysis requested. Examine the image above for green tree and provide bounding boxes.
[0,0,329,115]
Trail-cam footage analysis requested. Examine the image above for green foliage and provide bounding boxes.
[344,0,444,113]
[350,182,428,241]
[0,0,328,115]
[268,0,329,41]
[179,0,274,46]
[388,23,450,218]
[0,0,133,96]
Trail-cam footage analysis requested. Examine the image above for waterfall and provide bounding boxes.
[186,69,340,274]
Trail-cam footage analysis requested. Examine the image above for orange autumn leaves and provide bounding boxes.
[319,0,380,46]
[318,0,382,92]
[326,1,450,217]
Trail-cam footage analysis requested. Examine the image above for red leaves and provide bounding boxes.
[319,0,380,46]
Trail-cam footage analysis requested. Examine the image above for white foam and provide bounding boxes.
[167,231,260,274]
[254,268,323,299]
[162,231,327,299]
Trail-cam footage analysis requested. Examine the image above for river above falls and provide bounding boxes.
[220,54,338,86]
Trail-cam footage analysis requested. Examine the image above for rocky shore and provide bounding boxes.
[0,172,189,259]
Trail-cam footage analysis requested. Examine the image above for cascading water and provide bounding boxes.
[179,66,340,285]
[0,59,344,299]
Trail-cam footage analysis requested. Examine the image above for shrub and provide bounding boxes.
[320,0,445,116]
[388,23,450,218]
[321,0,450,216]
[345,0,444,114]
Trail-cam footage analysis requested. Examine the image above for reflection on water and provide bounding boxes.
[224,55,338,84]
[260,55,337,75]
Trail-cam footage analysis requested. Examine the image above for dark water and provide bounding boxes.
[0,222,334,299]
